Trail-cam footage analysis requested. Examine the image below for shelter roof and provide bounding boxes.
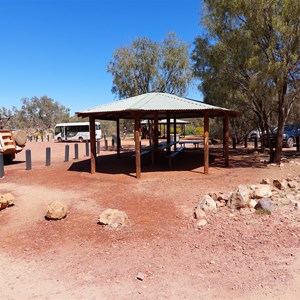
[76,92,237,120]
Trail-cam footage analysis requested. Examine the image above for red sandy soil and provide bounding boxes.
[0,138,300,300]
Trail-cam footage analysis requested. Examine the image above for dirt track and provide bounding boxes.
[1,139,300,300]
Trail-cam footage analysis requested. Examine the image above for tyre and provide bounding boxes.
[13,130,27,147]
[286,137,294,148]
[78,137,84,143]
[57,137,62,142]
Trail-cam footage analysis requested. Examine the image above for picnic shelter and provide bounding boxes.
[76,92,237,178]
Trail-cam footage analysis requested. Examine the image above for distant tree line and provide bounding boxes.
[0,96,71,134]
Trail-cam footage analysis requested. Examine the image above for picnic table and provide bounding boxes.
[179,140,203,148]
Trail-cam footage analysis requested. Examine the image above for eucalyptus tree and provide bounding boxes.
[192,0,300,162]
[107,32,192,99]
[20,96,70,132]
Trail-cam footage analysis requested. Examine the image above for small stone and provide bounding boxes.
[261,178,270,185]
[45,201,67,220]
[197,219,207,227]
[136,272,145,281]
[98,209,128,228]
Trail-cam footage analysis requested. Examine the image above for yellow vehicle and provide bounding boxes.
[0,129,27,163]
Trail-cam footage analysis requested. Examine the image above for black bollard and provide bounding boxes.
[85,141,89,156]
[105,139,108,151]
[232,137,236,149]
[64,145,69,162]
[296,136,300,152]
[254,137,258,148]
[41,136,43,142]
[112,137,115,148]
[244,136,248,148]
[26,149,32,170]
[0,153,4,178]
[47,135,49,142]
[74,143,79,159]
[97,140,100,154]
[46,147,51,166]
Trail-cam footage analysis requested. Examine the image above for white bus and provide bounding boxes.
[54,122,102,142]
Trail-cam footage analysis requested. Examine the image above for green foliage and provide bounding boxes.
[1,96,70,133]
[107,32,193,99]
[192,0,300,162]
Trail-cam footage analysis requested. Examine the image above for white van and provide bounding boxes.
[54,122,101,142]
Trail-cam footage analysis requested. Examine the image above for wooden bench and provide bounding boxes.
[132,145,153,157]
[167,146,185,167]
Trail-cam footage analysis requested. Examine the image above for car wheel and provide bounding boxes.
[286,137,294,148]
[57,137,62,142]
[79,137,84,143]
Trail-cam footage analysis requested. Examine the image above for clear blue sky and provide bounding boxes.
[0,0,203,115]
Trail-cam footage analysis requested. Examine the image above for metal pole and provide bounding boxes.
[85,141,89,156]
[244,136,248,148]
[74,143,79,159]
[296,136,300,152]
[64,145,69,162]
[97,140,100,154]
[254,137,258,149]
[232,137,236,149]
[45,147,51,166]
[26,149,32,170]
[0,153,4,178]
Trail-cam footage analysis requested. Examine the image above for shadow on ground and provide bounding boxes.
[68,147,271,176]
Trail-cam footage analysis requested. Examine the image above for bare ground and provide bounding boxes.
[1,139,300,300]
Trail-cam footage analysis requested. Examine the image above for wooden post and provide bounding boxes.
[116,119,120,157]
[166,112,171,155]
[223,114,229,167]
[89,116,96,174]
[204,114,209,174]
[134,113,141,179]
[153,112,159,165]
[174,118,177,150]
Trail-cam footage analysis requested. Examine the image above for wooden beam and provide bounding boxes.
[223,113,229,167]
[134,113,141,179]
[204,113,209,174]
[89,116,96,174]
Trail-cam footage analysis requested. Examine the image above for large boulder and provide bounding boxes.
[98,209,128,228]
[227,185,250,209]
[45,201,68,220]
[0,193,14,210]
[197,195,217,212]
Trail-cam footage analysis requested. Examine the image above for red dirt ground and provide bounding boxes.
[1,139,300,300]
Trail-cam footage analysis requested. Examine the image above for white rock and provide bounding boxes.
[197,194,217,212]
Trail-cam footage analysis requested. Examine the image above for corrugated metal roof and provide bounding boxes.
[77,92,231,114]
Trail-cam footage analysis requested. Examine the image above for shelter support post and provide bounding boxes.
[204,113,209,175]
[89,116,96,174]
[153,112,159,165]
[174,117,177,150]
[134,113,141,179]
[116,119,120,157]
[223,114,229,167]
[166,112,171,155]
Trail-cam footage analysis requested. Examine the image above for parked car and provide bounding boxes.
[265,124,300,148]
[247,129,262,140]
